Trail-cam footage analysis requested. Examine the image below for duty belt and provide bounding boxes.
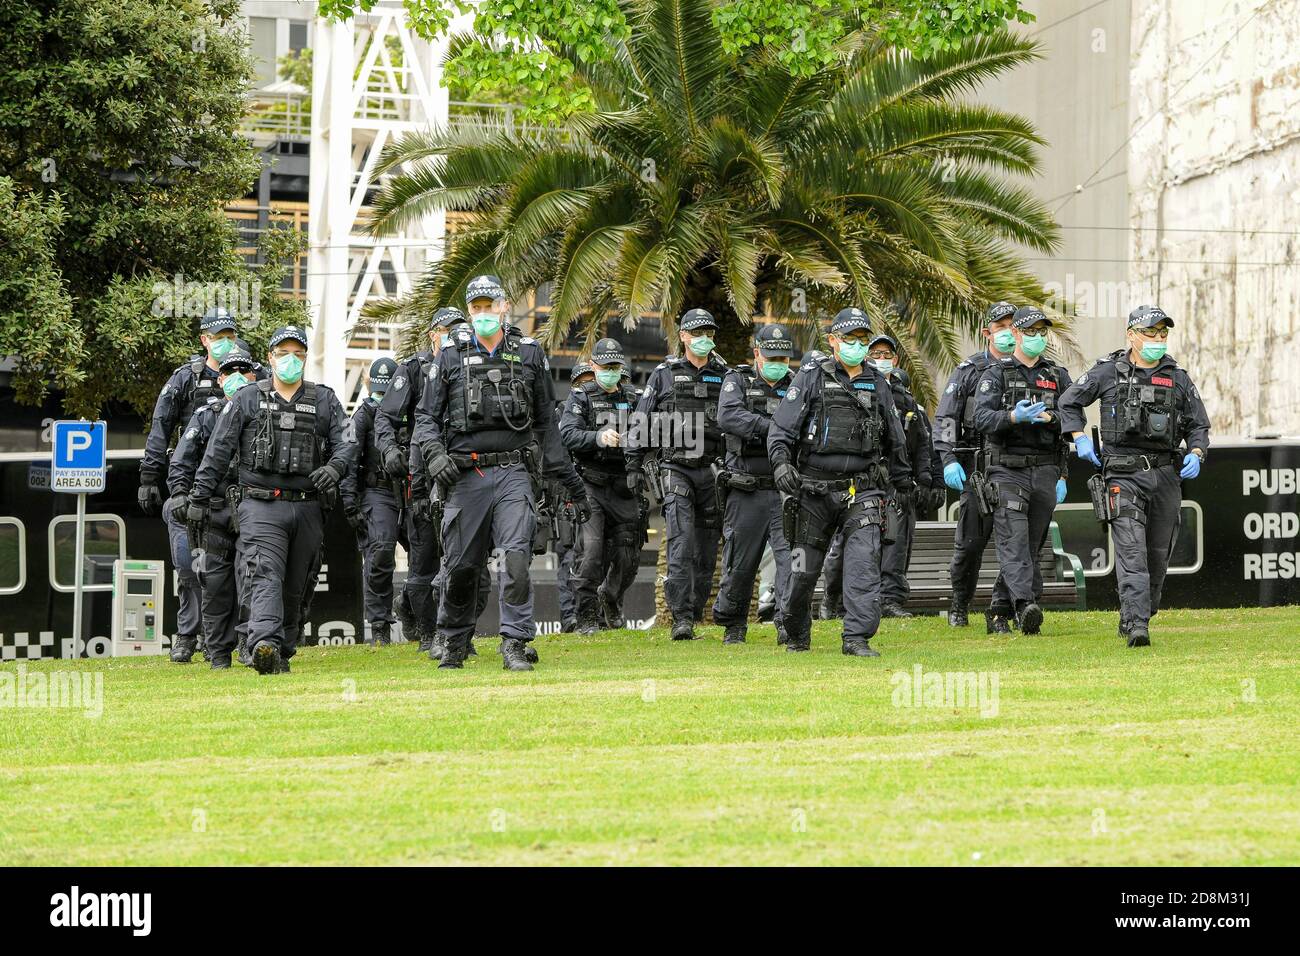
[451,448,527,469]
[578,466,627,487]
[722,471,776,492]
[238,486,318,502]
[1103,451,1181,472]
[988,449,1062,469]
[799,472,877,495]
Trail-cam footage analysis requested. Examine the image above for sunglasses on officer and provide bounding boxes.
[1132,325,1171,339]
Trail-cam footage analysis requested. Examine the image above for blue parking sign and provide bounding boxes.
[51,420,108,494]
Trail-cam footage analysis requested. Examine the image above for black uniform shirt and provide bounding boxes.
[192,380,354,498]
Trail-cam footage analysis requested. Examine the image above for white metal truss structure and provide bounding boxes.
[306,6,455,404]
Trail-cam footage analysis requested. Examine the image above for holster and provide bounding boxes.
[969,469,998,517]
[1087,473,1110,523]
[781,493,800,548]
[225,486,241,536]
[710,462,729,514]
[883,497,903,547]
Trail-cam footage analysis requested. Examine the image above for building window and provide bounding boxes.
[248,16,277,88]
[289,21,308,53]
[48,516,125,593]
[0,518,25,595]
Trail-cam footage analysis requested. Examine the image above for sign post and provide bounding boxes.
[51,420,107,659]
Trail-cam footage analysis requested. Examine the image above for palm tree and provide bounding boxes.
[363,0,1065,407]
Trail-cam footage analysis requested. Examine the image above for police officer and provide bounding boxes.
[932,301,1020,626]
[142,307,236,659]
[711,323,795,644]
[190,325,356,675]
[167,343,257,668]
[971,306,1073,635]
[553,361,598,633]
[413,275,590,670]
[1058,305,1210,647]
[342,357,402,646]
[374,306,465,651]
[866,335,935,618]
[626,308,729,641]
[769,307,912,656]
[560,343,643,634]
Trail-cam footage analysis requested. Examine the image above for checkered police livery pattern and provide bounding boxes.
[1,631,56,661]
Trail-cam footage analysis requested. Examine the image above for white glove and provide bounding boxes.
[597,428,622,448]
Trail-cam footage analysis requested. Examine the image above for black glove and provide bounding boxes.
[571,494,592,525]
[344,506,362,531]
[426,450,460,490]
[382,446,407,481]
[138,483,162,516]
[774,463,801,496]
[309,464,341,496]
[894,480,916,511]
[165,491,190,516]
[185,500,208,548]
[627,469,646,495]
[410,496,431,524]
[927,486,948,513]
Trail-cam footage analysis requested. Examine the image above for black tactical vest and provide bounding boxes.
[725,365,789,456]
[180,357,221,426]
[578,380,636,471]
[359,400,386,483]
[802,359,883,458]
[446,333,535,435]
[659,356,725,461]
[1099,357,1184,451]
[241,379,322,477]
[991,359,1066,454]
[958,353,994,444]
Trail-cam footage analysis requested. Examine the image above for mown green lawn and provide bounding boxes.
[1,607,1297,866]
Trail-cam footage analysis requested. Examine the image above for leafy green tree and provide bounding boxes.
[0,0,302,419]
[360,0,1063,405]
[320,0,1034,122]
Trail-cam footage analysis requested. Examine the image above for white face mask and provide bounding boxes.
[871,359,894,373]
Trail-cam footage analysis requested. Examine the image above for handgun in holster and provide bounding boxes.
[967,448,998,516]
[781,492,800,545]
[643,455,666,504]
[710,461,729,514]
[1086,426,1111,523]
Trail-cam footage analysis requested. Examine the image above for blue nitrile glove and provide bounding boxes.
[1011,400,1047,424]
[943,461,967,492]
[1073,434,1101,467]
[1056,478,1067,504]
[1180,452,1201,479]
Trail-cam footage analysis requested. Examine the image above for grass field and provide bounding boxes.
[1,607,1297,866]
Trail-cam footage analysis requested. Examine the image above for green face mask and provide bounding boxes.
[1021,333,1047,358]
[471,315,501,338]
[687,335,715,357]
[210,337,235,362]
[275,354,304,384]
[760,361,789,383]
[595,369,622,390]
[370,390,385,402]
[222,373,248,399]
[837,340,867,367]
[992,329,1017,354]
[1139,341,1168,362]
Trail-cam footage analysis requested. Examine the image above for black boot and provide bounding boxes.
[597,588,620,629]
[881,602,913,619]
[722,625,746,645]
[785,633,811,652]
[251,640,281,676]
[576,600,601,636]
[985,608,1012,635]
[841,638,880,658]
[195,634,208,661]
[671,620,696,641]
[1015,602,1043,635]
[236,633,252,667]
[169,635,197,663]
[427,632,446,662]
[947,601,970,627]
[209,652,232,670]
[276,656,292,674]
[415,625,433,654]
[437,633,465,669]
[466,638,477,656]
[1126,625,1151,648]
[776,622,790,646]
[1118,620,1130,640]
[501,637,534,671]
[371,622,392,646]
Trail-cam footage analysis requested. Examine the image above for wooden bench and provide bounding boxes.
[898,520,1086,613]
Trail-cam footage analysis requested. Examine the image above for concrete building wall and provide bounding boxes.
[1129,0,1300,437]
[981,0,1134,366]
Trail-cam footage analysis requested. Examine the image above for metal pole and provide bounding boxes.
[71,490,86,659]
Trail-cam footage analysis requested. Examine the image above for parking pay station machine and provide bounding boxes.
[111,559,166,657]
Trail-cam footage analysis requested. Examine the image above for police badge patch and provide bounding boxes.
[723,381,736,392]
[785,386,799,401]
[393,376,406,390]
[980,380,992,393]
[185,428,197,440]
[945,383,956,394]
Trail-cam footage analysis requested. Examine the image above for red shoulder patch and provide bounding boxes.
[1035,379,1058,390]
[1151,376,1174,387]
